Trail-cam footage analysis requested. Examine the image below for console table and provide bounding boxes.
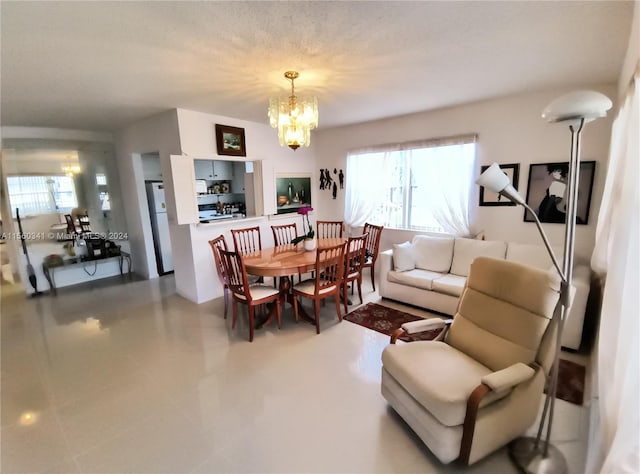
[42,251,131,295]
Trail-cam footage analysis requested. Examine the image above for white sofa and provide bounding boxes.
[378,235,591,350]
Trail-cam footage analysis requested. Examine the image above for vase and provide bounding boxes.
[303,238,317,252]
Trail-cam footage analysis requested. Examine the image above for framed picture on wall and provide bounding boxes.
[215,124,246,157]
[275,175,312,215]
[523,161,596,225]
[479,163,520,206]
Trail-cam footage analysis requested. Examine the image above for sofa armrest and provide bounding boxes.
[378,249,394,273]
[480,363,535,392]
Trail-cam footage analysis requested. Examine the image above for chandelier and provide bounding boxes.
[268,71,318,150]
[62,163,81,177]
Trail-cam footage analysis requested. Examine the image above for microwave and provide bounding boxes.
[195,180,207,194]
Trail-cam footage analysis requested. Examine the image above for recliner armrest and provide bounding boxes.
[401,318,452,334]
[480,363,535,392]
[390,317,452,344]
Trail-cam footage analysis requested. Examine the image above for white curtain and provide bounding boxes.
[587,74,639,474]
[344,151,396,228]
[344,137,476,236]
[410,143,475,235]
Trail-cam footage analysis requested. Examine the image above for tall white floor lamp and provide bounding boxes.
[476,90,612,474]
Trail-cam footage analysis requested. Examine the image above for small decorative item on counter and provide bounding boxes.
[213,184,221,194]
[221,182,230,193]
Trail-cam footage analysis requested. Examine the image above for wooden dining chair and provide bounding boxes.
[208,235,229,319]
[231,226,264,283]
[231,226,262,254]
[363,222,384,291]
[271,223,298,246]
[218,248,282,342]
[316,220,344,239]
[342,233,368,315]
[271,222,302,284]
[292,242,346,334]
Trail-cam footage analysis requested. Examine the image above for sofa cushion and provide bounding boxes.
[412,235,455,273]
[393,241,416,272]
[431,274,467,297]
[450,238,507,277]
[506,243,564,271]
[387,269,444,290]
[382,341,509,426]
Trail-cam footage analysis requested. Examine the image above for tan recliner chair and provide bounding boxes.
[381,256,560,465]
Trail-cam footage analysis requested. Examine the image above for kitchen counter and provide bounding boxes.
[195,215,263,227]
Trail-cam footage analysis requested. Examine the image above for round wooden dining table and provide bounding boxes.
[242,238,346,327]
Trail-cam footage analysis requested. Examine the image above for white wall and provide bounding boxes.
[175,109,317,303]
[114,110,183,281]
[314,86,617,260]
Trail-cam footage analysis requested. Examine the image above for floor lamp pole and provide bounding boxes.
[478,90,611,474]
[510,118,585,474]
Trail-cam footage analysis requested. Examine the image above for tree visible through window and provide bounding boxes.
[7,175,78,216]
[345,136,477,235]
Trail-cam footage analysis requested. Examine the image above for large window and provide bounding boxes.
[345,135,477,235]
[7,175,78,216]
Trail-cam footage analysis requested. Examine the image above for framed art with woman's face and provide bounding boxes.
[524,161,596,225]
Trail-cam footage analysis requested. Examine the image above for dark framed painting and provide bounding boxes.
[479,163,520,206]
[524,161,596,225]
[215,124,246,157]
[275,175,312,215]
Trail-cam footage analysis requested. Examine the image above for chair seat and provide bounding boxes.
[381,341,509,427]
[345,270,360,280]
[293,279,338,296]
[233,284,280,301]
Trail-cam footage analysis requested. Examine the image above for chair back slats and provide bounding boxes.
[271,223,298,246]
[231,226,262,254]
[314,242,346,293]
[218,248,250,300]
[345,233,368,276]
[316,220,344,239]
[363,223,383,262]
[208,234,228,286]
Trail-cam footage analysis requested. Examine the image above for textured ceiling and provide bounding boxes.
[0,1,634,133]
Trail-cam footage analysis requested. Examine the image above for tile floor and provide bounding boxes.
[1,273,591,473]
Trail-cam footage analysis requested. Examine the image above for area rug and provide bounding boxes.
[344,303,586,405]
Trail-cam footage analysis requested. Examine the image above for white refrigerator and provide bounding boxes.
[146,182,174,274]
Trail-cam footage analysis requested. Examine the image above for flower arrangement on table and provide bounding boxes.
[290,206,315,245]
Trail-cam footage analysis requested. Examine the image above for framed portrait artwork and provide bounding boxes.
[479,163,520,206]
[275,175,312,215]
[523,161,596,225]
[215,124,246,157]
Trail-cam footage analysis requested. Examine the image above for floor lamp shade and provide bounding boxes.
[476,163,526,205]
[542,90,612,123]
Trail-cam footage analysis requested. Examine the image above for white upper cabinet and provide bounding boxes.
[213,160,232,180]
[194,159,233,181]
[142,154,162,180]
[231,162,245,193]
[194,160,214,179]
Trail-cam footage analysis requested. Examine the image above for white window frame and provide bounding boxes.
[345,134,477,235]
[6,175,78,216]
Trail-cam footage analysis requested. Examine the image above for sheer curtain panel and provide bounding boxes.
[587,73,639,474]
[345,136,476,236]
